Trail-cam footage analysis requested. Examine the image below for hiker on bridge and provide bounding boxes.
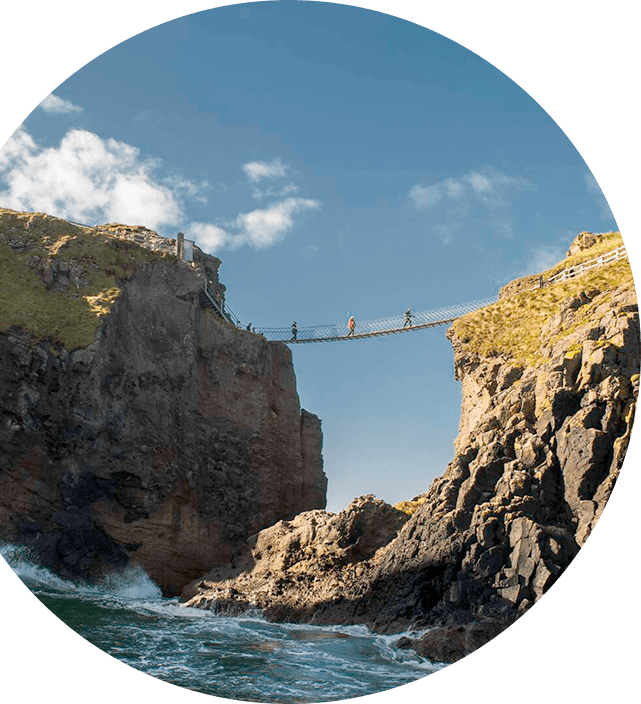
[404,308,412,327]
[292,322,298,340]
[347,315,356,337]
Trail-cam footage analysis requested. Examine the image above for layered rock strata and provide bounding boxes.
[183,232,638,659]
[0,209,326,595]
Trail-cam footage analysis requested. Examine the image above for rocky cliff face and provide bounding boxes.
[182,232,638,657]
[0,209,326,595]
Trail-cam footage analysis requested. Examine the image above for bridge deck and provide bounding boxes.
[255,297,498,343]
[200,245,627,344]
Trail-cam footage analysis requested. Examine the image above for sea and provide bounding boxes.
[1,543,443,703]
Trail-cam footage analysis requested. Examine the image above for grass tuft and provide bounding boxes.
[0,209,169,349]
[451,234,635,367]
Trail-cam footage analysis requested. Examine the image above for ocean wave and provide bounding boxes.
[0,542,161,600]
[1,541,439,702]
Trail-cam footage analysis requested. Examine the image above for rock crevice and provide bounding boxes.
[182,232,638,660]
[0,210,327,595]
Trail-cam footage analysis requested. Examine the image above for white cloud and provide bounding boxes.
[187,198,320,253]
[585,171,614,220]
[251,182,299,200]
[444,178,464,199]
[187,222,230,252]
[518,242,568,278]
[408,167,530,240]
[0,127,37,169]
[465,171,493,196]
[235,197,320,248]
[408,183,443,209]
[243,158,287,182]
[0,126,206,231]
[39,93,83,115]
[0,127,321,254]
[410,167,528,210]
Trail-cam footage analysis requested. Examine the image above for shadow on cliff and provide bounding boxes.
[261,560,522,636]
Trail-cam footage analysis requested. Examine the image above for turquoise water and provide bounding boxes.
[1,544,442,702]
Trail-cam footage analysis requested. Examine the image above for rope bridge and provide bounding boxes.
[254,297,499,343]
[250,244,629,344]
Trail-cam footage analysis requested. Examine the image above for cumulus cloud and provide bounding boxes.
[0,127,192,231]
[188,197,321,252]
[0,128,321,254]
[585,171,614,220]
[187,222,231,252]
[408,183,444,209]
[242,157,287,182]
[189,158,320,252]
[39,93,83,115]
[235,197,320,248]
[409,167,530,241]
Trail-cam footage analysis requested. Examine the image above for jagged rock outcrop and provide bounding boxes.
[182,231,638,660]
[181,495,408,619]
[0,209,327,595]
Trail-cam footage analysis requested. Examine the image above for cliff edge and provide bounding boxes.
[182,231,638,659]
[0,208,327,595]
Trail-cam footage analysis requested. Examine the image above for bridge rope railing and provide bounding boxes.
[251,245,629,343]
[62,216,627,343]
[254,297,499,343]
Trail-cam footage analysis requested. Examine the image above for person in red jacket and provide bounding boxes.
[347,315,355,336]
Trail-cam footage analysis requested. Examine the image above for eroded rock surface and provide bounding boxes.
[0,211,326,595]
[183,232,638,661]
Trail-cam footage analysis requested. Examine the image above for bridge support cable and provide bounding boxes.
[204,246,628,343]
[255,297,498,343]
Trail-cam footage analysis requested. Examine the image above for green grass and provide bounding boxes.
[0,208,169,349]
[393,496,427,516]
[451,243,635,367]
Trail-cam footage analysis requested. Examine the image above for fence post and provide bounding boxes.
[176,232,185,260]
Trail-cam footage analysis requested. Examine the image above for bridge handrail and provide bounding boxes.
[203,282,241,327]
[255,244,629,343]
[255,296,498,342]
[64,216,628,342]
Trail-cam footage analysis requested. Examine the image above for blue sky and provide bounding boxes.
[0,2,617,512]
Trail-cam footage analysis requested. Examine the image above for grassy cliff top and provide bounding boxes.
[451,232,636,366]
[0,208,170,349]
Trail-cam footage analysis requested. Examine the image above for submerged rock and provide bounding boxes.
[395,618,513,663]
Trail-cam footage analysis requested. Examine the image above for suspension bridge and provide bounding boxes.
[202,243,628,344]
[254,297,498,343]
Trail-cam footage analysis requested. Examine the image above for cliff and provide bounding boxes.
[0,208,327,596]
[182,231,638,659]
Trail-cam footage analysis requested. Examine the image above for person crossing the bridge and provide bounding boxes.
[347,315,356,337]
[292,322,298,340]
[404,308,412,328]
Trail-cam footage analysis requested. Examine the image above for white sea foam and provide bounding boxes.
[1,541,441,701]
[0,542,84,593]
[0,541,161,600]
[99,564,162,599]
